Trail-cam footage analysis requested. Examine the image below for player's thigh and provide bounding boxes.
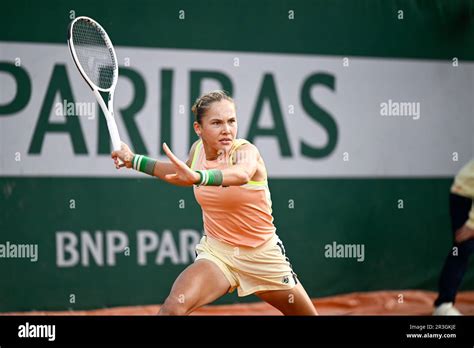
[163,259,231,312]
[255,282,318,315]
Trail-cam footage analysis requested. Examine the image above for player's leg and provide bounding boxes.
[434,193,473,315]
[255,282,318,315]
[158,259,231,315]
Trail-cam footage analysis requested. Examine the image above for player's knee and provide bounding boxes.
[158,295,192,316]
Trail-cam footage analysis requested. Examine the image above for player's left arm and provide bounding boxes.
[160,142,259,187]
[219,143,259,186]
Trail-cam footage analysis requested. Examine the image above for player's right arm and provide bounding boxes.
[111,140,199,181]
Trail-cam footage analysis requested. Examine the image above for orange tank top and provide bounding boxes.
[191,139,276,247]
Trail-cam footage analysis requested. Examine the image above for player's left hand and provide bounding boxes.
[162,143,200,186]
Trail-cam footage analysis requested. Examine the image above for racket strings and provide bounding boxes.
[72,19,117,89]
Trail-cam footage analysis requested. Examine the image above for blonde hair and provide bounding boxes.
[191,90,234,124]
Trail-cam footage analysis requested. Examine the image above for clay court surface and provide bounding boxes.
[3,290,473,316]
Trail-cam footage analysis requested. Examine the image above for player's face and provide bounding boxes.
[197,100,238,153]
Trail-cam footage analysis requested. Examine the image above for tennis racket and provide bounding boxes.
[67,16,122,155]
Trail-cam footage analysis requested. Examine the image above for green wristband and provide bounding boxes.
[196,169,223,186]
[132,154,157,176]
[196,170,203,185]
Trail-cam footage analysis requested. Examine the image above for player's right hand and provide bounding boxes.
[111,142,134,169]
[455,223,474,244]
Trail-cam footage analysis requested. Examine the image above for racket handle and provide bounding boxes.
[108,117,122,152]
[93,90,123,165]
[106,108,124,167]
[108,119,123,166]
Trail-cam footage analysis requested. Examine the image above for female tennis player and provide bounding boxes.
[111,90,317,315]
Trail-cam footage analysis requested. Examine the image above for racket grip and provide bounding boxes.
[108,119,122,152]
[108,120,124,166]
[93,89,123,166]
[104,112,123,164]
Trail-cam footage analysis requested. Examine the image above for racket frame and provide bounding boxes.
[67,16,122,152]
